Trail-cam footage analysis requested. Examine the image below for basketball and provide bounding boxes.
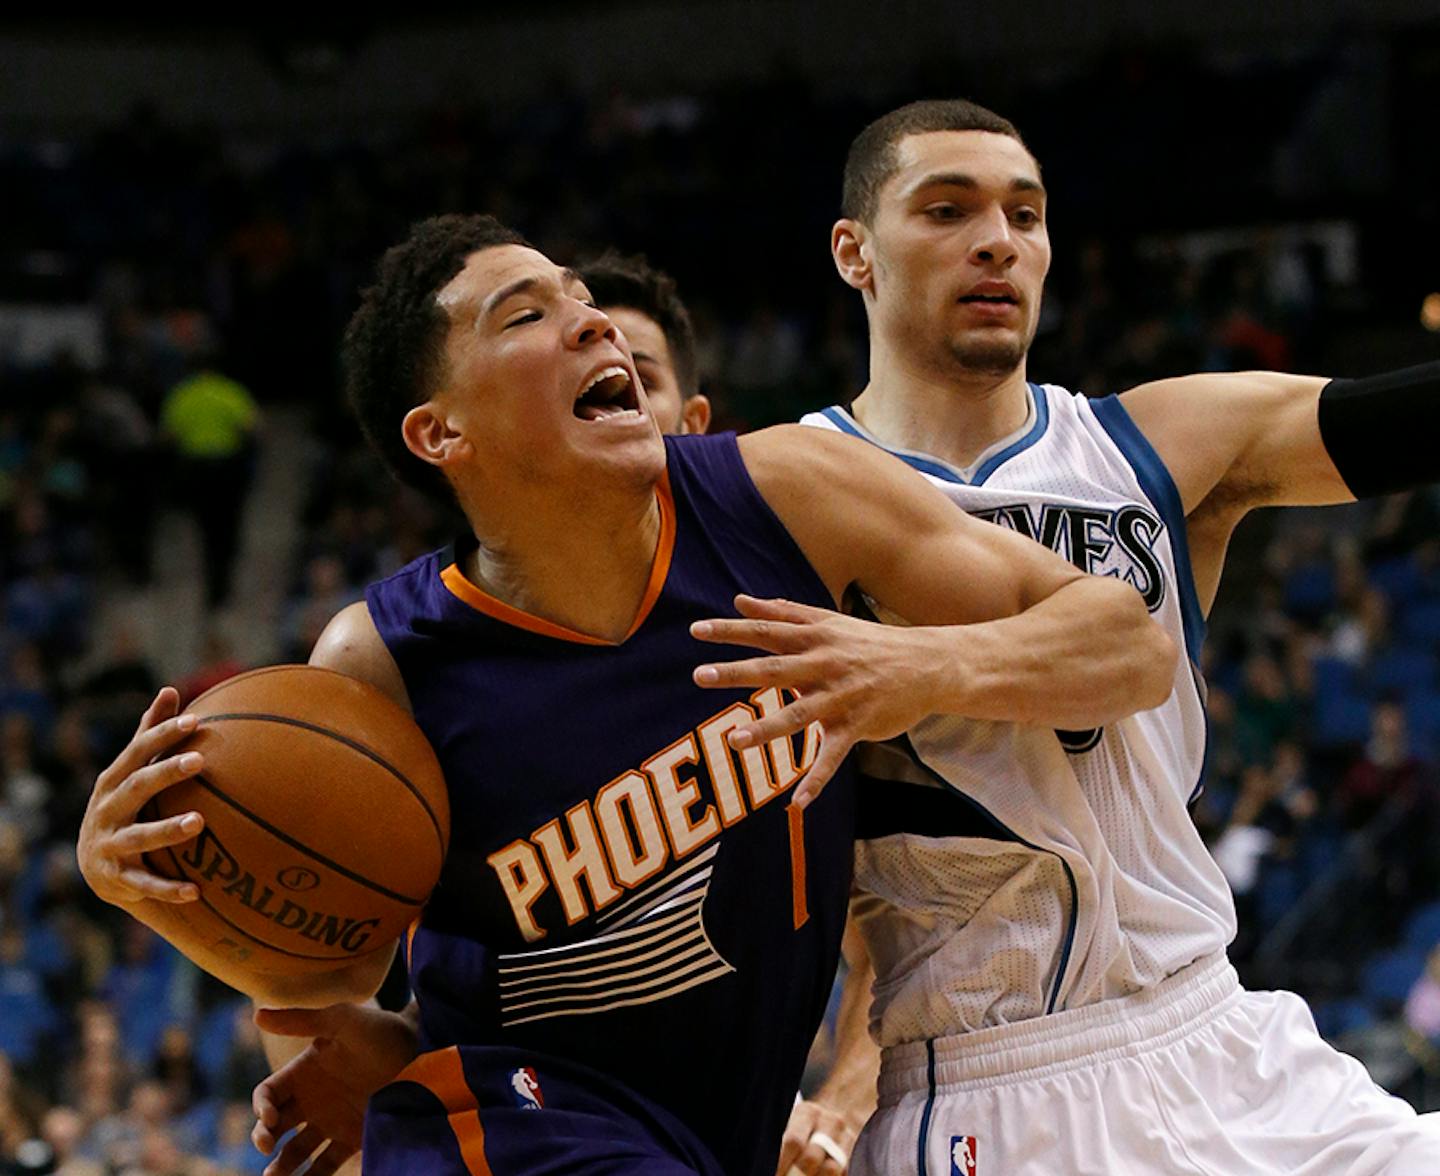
[144,665,450,976]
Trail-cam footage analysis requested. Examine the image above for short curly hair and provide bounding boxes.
[343,213,530,502]
[576,252,699,398]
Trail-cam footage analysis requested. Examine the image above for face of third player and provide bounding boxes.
[604,306,707,437]
[846,130,1051,380]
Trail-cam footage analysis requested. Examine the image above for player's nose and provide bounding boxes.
[567,301,618,348]
[970,205,1019,268]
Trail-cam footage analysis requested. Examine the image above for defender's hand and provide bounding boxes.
[778,1098,858,1175]
[252,1003,418,1176]
[692,595,942,806]
[78,687,206,906]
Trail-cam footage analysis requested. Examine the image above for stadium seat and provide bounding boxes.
[1403,900,1440,953]
[1360,947,1428,1008]
[1311,655,1358,704]
[1367,649,1436,696]
[1311,690,1373,748]
[0,966,57,1064]
[1399,601,1440,650]
[194,1000,247,1087]
[1369,557,1424,609]
[1311,996,1378,1040]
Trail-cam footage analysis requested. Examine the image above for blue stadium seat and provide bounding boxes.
[1368,649,1436,696]
[1369,557,1424,609]
[0,967,57,1064]
[1360,947,1428,1007]
[175,1098,223,1155]
[1311,690,1373,748]
[1311,656,1358,705]
[1406,692,1440,758]
[1284,563,1335,623]
[1310,996,1378,1039]
[1400,601,1440,650]
[195,1000,247,1086]
[1403,900,1440,953]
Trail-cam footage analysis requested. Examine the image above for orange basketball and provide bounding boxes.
[145,665,449,976]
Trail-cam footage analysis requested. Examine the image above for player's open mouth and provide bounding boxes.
[574,365,642,422]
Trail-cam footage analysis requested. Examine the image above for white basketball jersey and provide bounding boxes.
[800,383,1236,1047]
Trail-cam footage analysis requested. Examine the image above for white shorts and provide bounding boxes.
[852,952,1440,1176]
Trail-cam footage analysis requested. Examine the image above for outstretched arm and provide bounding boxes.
[1119,362,1440,610]
[698,427,1177,803]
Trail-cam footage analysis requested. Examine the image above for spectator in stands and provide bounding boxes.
[1338,701,1429,830]
[1405,946,1440,1046]
[159,353,259,607]
[40,1104,104,1175]
[176,632,244,707]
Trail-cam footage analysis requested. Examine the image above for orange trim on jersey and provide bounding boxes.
[439,471,676,646]
[393,1046,493,1176]
[787,801,809,930]
[405,916,420,967]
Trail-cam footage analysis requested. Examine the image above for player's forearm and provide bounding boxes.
[919,576,1176,728]
[814,955,881,1128]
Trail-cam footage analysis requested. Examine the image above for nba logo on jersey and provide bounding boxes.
[508,1066,544,1111]
[949,1136,977,1176]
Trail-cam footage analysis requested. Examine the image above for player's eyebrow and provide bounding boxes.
[481,268,584,319]
[908,172,1046,199]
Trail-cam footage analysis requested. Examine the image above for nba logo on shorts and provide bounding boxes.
[508,1066,544,1111]
[949,1136,977,1176]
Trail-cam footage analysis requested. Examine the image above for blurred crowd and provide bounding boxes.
[2,46,1439,1172]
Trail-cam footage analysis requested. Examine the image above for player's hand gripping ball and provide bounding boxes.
[144,666,449,975]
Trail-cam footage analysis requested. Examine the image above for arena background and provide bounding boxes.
[2,4,1440,1172]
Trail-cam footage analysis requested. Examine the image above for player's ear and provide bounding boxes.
[402,403,471,470]
[679,393,712,436]
[832,218,872,293]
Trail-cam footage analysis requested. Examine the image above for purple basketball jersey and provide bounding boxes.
[363,433,856,1175]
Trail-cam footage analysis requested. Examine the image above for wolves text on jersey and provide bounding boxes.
[972,502,1167,611]
[487,687,822,942]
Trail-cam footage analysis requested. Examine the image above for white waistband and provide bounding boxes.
[877,950,1239,1105]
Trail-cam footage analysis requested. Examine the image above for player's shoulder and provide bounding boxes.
[738,422,893,492]
[311,601,410,711]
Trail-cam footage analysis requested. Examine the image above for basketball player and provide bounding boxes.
[576,251,712,438]
[794,99,1440,1173]
[77,215,1175,1175]
[246,250,718,1176]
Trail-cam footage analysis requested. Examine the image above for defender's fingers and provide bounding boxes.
[723,699,817,750]
[102,712,200,793]
[731,593,835,618]
[793,733,852,809]
[689,617,812,653]
[734,595,835,624]
[693,654,814,691]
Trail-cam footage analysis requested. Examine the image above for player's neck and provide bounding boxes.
[851,352,1032,471]
[458,482,663,643]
